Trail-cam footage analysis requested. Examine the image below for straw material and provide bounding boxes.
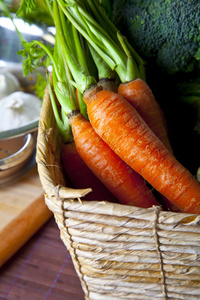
[36,89,200,300]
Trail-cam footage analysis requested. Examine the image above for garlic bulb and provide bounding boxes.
[0,91,41,131]
[0,72,20,99]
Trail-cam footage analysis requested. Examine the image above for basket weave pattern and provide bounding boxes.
[36,90,200,300]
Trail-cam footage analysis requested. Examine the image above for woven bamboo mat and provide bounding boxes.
[0,218,85,300]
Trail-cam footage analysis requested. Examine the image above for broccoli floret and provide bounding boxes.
[112,0,200,75]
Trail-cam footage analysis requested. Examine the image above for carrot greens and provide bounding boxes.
[46,71,73,143]
[57,0,145,83]
[17,0,54,21]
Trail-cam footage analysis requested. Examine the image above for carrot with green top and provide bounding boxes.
[60,0,172,152]
[54,3,159,207]
[43,1,159,208]
[59,1,200,214]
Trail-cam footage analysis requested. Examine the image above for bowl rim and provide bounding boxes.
[0,133,36,170]
[0,119,39,140]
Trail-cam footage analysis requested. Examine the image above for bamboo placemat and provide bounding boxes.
[0,218,85,300]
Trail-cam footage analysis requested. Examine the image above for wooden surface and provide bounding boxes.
[0,165,52,267]
[0,217,85,300]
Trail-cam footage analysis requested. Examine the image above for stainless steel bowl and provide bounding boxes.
[0,61,41,185]
[0,132,37,186]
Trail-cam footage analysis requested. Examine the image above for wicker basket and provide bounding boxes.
[36,89,200,300]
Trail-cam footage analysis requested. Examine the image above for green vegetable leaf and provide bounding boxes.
[18,40,52,76]
[17,40,52,98]
[34,72,47,99]
[17,0,36,17]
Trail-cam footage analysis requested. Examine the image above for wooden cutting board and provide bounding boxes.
[0,165,52,267]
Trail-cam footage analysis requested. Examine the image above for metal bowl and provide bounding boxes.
[0,60,42,185]
[0,132,37,186]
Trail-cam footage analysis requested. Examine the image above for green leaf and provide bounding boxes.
[17,40,53,76]
[17,0,36,17]
[34,72,47,99]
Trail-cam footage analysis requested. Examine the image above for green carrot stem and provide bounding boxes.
[72,25,88,73]
[52,36,78,114]
[117,32,142,81]
[60,0,146,83]
[54,0,96,93]
[88,44,116,80]
[43,0,54,21]
[85,0,119,46]
[78,34,98,80]
[77,89,88,119]
[86,0,145,70]
[58,0,126,71]
[98,0,113,20]
[46,71,73,143]
[84,0,146,80]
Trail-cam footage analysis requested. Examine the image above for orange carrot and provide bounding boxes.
[118,78,178,211]
[83,86,200,214]
[61,142,118,202]
[118,78,173,153]
[68,112,160,208]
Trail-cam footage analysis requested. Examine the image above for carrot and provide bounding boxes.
[60,0,179,211]
[42,5,159,209]
[68,112,160,208]
[118,79,173,153]
[83,85,200,214]
[61,142,118,202]
[118,79,177,211]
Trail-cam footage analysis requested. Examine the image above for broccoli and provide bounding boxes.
[112,0,200,75]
